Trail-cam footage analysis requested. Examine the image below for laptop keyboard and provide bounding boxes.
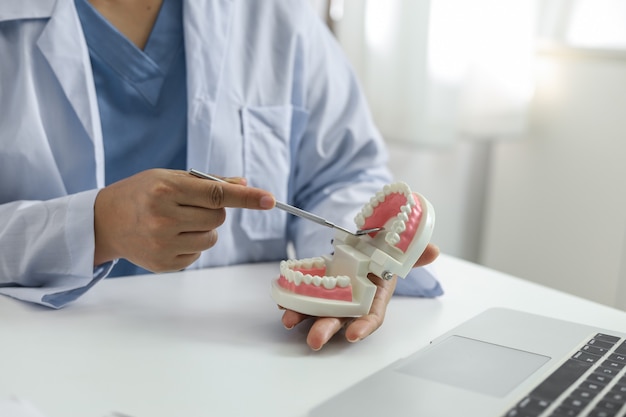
[503,334,626,417]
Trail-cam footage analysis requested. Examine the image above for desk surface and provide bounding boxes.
[1,254,625,417]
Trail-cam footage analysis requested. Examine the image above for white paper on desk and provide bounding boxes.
[0,397,49,417]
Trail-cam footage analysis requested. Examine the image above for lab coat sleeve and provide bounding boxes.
[0,190,113,308]
[289,8,442,298]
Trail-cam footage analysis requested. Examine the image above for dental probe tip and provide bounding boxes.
[355,227,384,236]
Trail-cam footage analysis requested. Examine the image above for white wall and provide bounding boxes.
[386,47,626,310]
[480,47,626,309]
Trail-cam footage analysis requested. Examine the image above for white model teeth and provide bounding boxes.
[387,233,401,245]
[337,276,350,287]
[337,277,350,288]
[355,213,365,228]
[354,182,415,241]
[280,257,350,288]
[394,219,406,233]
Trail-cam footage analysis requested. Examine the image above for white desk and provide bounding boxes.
[1,254,625,417]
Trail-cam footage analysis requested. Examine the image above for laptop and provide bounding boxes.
[309,308,626,417]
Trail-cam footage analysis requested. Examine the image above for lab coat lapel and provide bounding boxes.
[0,0,54,20]
[36,0,105,187]
[183,0,233,172]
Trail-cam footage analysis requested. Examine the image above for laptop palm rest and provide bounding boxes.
[396,335,550,397]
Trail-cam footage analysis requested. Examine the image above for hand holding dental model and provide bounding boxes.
[272,181,435,317]
[272,180,439,350]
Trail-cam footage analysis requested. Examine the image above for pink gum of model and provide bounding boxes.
[271,182,435,317]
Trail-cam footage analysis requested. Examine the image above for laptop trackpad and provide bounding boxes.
[396,335,550,397]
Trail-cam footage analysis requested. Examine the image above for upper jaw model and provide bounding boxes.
[271,182,435,317]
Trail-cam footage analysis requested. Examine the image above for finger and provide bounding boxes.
[170,205,227,232]
[179,169,247,186]
[413,243,440,267]
[188,172,247,186]
[281,309,310,329]
[175,229,220,253]
[223,176,248,186]
[179,175,275,210]
[283,310,351,350]
[124,229,218,272]
[307,317,350,351]
[345,273,396,343]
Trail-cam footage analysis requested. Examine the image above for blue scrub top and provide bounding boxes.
[75,0,187,276]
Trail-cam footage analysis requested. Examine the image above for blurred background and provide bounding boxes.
[310,0,626,310]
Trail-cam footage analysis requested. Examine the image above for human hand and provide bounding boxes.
[280,243,440,350]
[93,168,275,272]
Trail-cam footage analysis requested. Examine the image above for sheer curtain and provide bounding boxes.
[329,0,538,146]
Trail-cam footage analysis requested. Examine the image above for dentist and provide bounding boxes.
[0,0,439,350]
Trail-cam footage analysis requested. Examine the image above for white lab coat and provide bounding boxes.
[0,0,404,307]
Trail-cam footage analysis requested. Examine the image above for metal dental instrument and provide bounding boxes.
[189,169,383,237]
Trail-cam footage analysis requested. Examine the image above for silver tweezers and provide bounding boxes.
[189,169,382,237]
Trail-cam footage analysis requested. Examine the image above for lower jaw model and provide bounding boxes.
[271,182,435,317]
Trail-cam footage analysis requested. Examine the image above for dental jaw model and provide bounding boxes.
[271,182,435,317]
